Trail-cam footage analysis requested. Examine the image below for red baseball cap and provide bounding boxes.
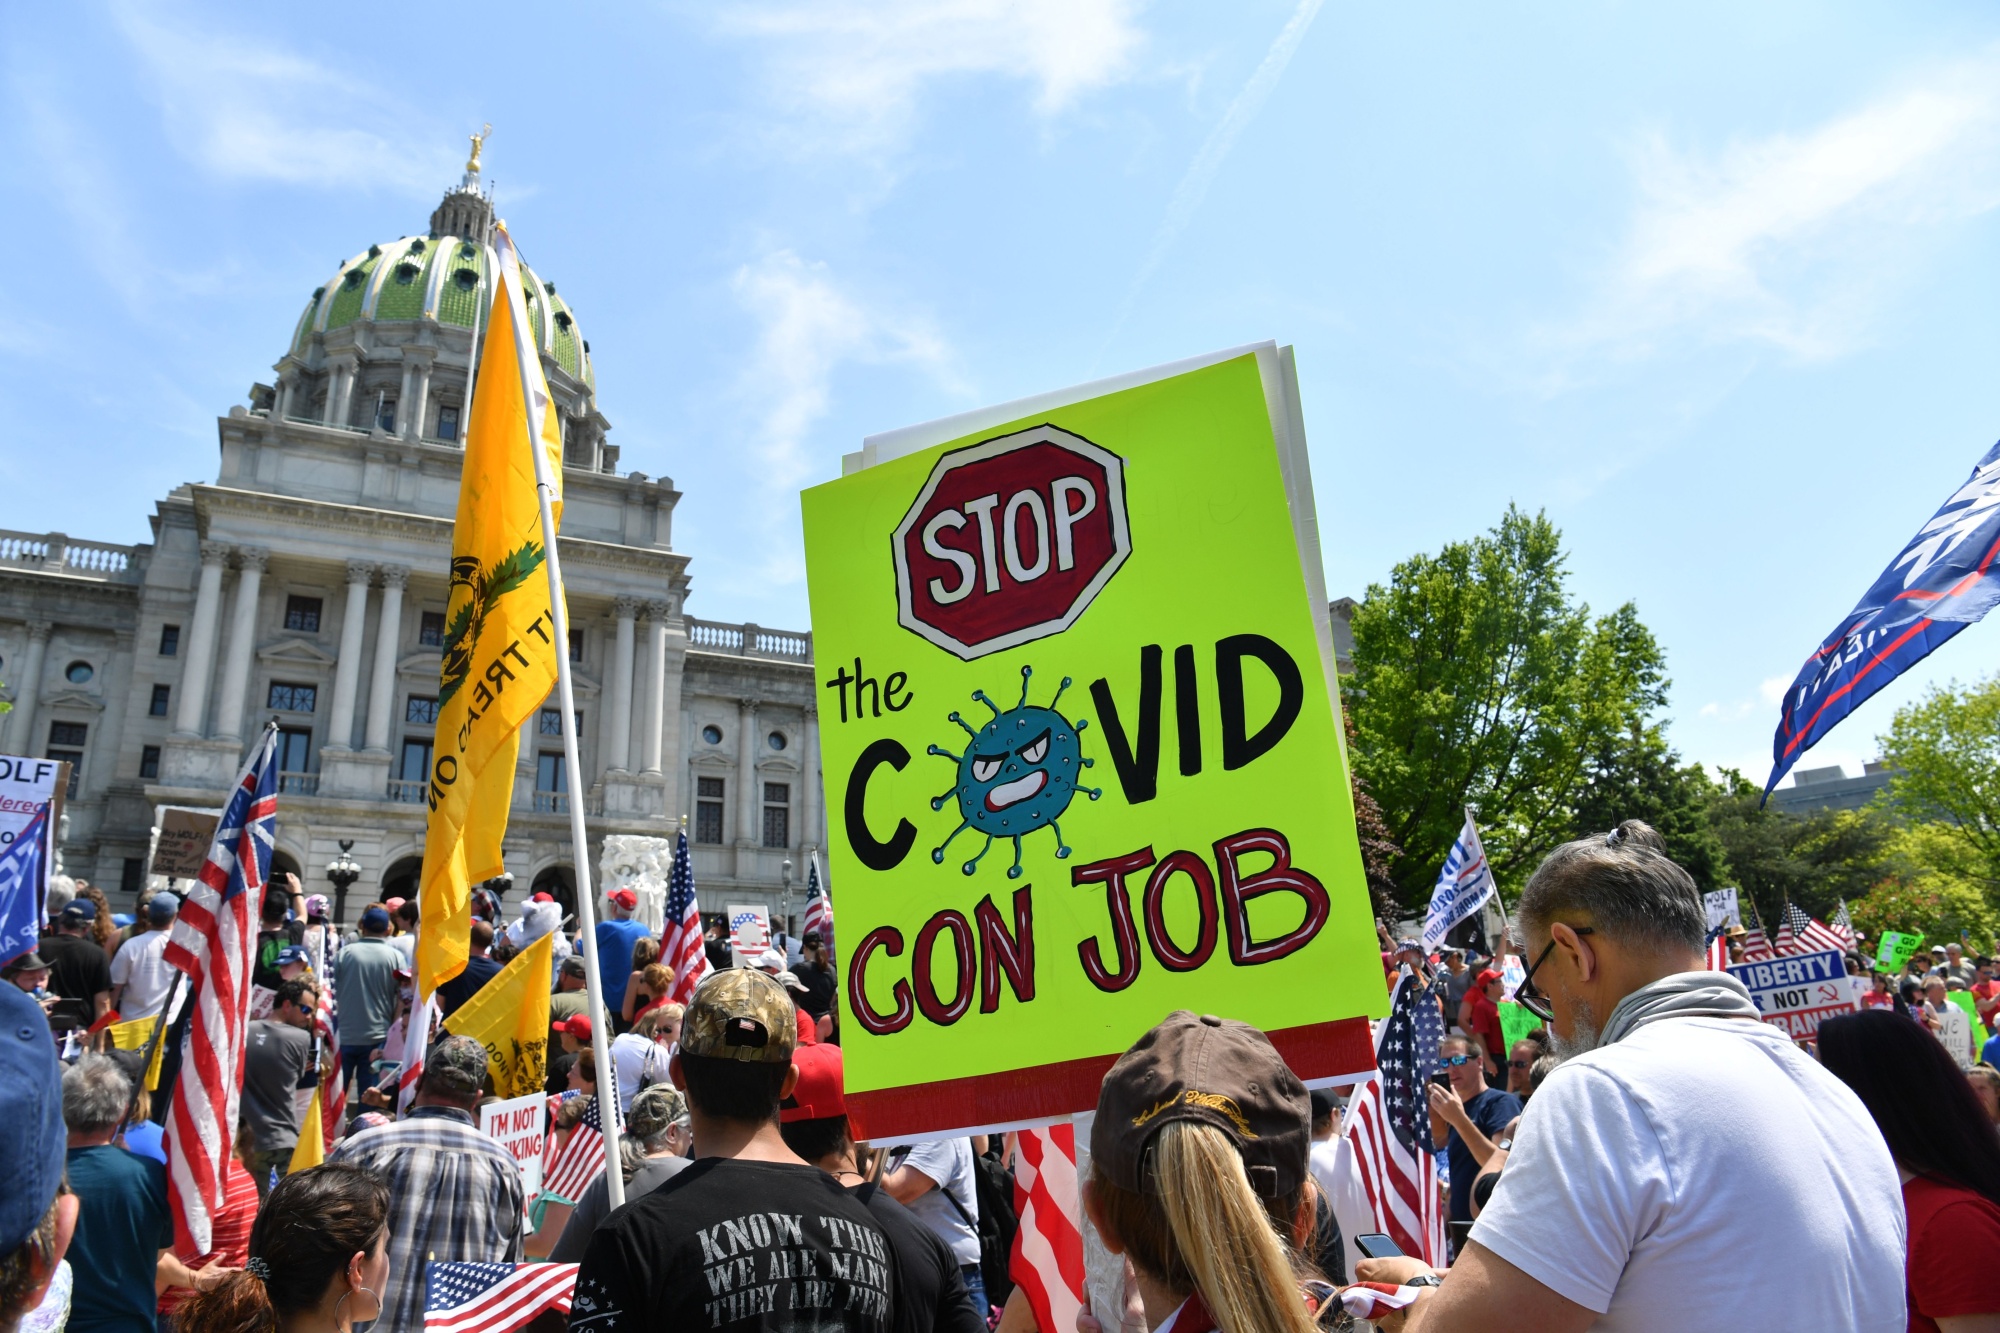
[608,888,638,910]
[1475,968,1503,987]
[532,892,555,903]
[555,1014,593,1040]
[780,1043,845,1123]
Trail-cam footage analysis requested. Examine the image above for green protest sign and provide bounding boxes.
[1498,999,1541,1054]
[1948,990,1981,1033]
[1877,931,1925,969]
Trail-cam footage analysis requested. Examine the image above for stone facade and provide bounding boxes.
[0,168,822,927]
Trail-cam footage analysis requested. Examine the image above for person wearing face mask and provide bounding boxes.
[1355,819,1905,1333]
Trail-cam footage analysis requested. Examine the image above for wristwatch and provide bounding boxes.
[1494,1137,1514,1150]
[1406,1274,1443,1288]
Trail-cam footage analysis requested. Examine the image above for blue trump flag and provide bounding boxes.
[0,805,49,967]
[1768,440,2000,798]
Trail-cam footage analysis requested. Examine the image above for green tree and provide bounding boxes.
[1703,771,1897,927]
[1877,674,2000,885]
[1853,822,2000,950]
[1569,724,1730,891]
[1348,506,1669,908]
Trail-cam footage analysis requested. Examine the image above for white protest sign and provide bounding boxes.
[1727,949,1860,1039]
[479,1092,546,1200]
[1499,955,1525,1001]
[0,755,60,848]
[728,903,771,968]
[1704,888,1740,931]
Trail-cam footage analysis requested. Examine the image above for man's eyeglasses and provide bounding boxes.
[1438,1052,1476,1068]
[1507,1059,1533,1069]
[1514,925,1595,1023]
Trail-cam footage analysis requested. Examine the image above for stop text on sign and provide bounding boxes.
[893,424,1131,661]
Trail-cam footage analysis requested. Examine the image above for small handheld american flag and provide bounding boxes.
[542,1094,606,1201]
[1784,903,1849,956]
[1328,967,1448,1266]
[802,853,834,959]
[1831,900,1858,950]
[1704,923,1730,972]
[662,830,710,1005]
[425,1261,579,1333]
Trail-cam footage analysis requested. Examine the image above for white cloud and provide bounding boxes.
[1760,672,1794,705]
[1548,49,2000,373]
[732,249,963,488]
[111,5,455,193]
[712,0,1144,150]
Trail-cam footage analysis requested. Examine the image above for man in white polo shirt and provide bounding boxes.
[1357,820,1904,1332]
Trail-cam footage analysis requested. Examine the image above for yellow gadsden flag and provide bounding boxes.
[289,1090,325,1173]
[105,1015,166,1090]
[441,930,553,1099]
[417,223,566,998]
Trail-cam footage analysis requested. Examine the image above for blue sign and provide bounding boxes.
[1767,440,2000,798]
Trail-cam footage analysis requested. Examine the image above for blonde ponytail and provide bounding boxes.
[1093,1121,1318,1333]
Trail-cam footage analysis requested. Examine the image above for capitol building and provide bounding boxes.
[0,150,822,925]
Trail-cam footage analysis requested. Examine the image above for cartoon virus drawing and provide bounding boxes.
[928,665,1102,878]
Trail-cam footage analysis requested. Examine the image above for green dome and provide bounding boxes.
[289,212,592,386]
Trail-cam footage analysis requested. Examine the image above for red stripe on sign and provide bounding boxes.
[844,1015,1374,1140]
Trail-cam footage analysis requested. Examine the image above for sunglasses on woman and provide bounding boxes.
[1513,925,1594,1023]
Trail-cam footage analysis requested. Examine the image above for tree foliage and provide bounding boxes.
[1877,674,2000,884]
[1570,724,1730,892]
[1701,771,1897,928]
[1347,506,1668,908]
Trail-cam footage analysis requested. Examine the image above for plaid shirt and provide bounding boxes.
[329,1105,524,1332]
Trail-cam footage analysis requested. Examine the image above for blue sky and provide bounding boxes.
[6,1,2000,789]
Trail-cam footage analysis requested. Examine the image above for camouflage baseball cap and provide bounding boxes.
[423,1034,491,1097]
[627,1083,688,1140]
[680,968,796,1064]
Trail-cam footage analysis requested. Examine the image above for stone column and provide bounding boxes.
[7,622,51,753]
[657,615,688,820]
[212,547,268,745]
[735,697,761,847]
[325,562,374,750]
[801,705,821,852]
[326,361,352,426]
[362,566,407,753]
[605,598,637,773]
[173,542,230,737]
[410,360,433,440]
[395,363,415,435]
[641,602,669,774]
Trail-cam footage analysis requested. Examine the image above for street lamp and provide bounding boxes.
[782,858,794,939]
[326,840,362,927]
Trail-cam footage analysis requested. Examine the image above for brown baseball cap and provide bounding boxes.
[1091,1011,1309,1199]
[680,967,797,1064]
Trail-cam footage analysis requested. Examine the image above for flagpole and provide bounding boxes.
[507,228,625,1210]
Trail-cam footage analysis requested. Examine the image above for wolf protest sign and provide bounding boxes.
[802,344,1383,1139]
[1728,949,1861,1038]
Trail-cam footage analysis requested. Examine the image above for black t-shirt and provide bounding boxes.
[573,1158,894,1333]
[252,921,304,991]
[437,954,503,1017]
[849,1181,983,1333]
[793,962,838,1019]
[39,931,110,1003]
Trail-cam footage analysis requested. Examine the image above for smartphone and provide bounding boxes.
[1429,1072,1452,1089]
[1354,1233,1403,1260]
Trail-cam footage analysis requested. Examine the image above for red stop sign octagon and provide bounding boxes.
[893,424,1132,660]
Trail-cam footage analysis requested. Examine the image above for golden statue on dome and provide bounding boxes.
[466,123,492,174]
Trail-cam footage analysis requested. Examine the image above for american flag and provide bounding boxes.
[1328,968,1448,1266]
[542,1093,606,1201]
[1704,923,1730,972]
[311,979,345,1147]
[1738,906,1776,963]
[662,830,709,1006]
[802,852,834,959]
[425,1261,579,1333]
[1009,1124,1082,1333]
[397,994,442,1114]
[1785,903,1850,956]
[163,725,279,1253]
[1830,900,1858,950]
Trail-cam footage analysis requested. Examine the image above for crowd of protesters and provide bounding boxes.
[5,822,2000,1333]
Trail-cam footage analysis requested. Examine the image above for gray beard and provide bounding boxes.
[1550,997,1600,1061]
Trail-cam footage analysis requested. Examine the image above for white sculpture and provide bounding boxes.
[600,835,676,933]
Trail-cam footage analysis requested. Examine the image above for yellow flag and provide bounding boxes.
[289,1090,325,1173]
[418,223,566,998]
[106,1016,166,1090]
[440,930,553,1100]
